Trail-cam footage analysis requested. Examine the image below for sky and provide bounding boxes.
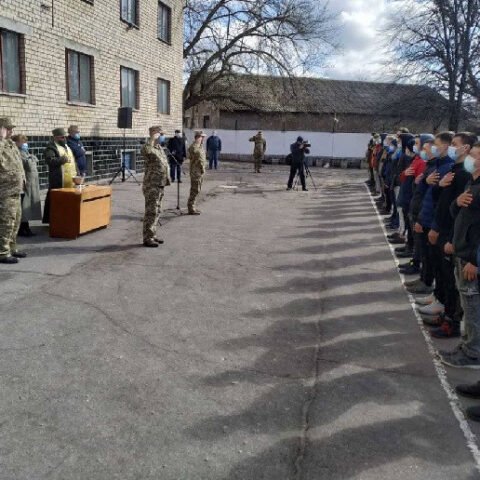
[319,0,393,81]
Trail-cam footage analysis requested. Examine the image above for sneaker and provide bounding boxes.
[418,300,444,316]
[399,261,412,269]
[456,382,480,399]
[415,294,435,306]
[404,278,423,288]
[399,264,420,275]
[406,282,434,295]
[422,315,443,327]
[0,256,19,264]
[466,406,480,422]
[389,237,406,245]
[396,250,414,259]
[395,246,408,253]
[441,350,480,369]
[430,321,460,338]
[388,233,402,240]
[438,344,462,358]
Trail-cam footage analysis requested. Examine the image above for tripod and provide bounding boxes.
[293,161,318,191]
[110,129,140,185]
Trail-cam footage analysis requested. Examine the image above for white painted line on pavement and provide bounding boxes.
[365,185,480,473]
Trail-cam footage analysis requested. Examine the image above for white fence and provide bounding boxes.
[186,129,371,159]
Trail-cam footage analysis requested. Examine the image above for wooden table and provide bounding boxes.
[49,185,112,239]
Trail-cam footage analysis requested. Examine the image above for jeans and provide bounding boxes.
[208,150,220,169]
[442,254,462,327]
[455,258,480,358]
[170,161,181,182]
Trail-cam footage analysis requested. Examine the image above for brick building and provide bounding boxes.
[185,74,451,134]
[0,0,183,187]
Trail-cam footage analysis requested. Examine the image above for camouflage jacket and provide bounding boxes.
[249,135,266,156]
[188,143,206,179]
[0,139,25,198]
[141,142,170,189]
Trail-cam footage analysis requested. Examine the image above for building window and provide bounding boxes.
[121,0,138,26]
[203,115,210,129]
[0,29,24,94]
[120,66,139,109]
[66,50,95,104]
[158,2,171,43]
[157,78,170,114]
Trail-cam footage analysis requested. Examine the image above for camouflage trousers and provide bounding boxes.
[188,176,203,213]
[0,195,21,258]
[254,155,263,172]
[143,186,164,242]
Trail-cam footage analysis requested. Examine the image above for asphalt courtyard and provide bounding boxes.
[1,162,480,479]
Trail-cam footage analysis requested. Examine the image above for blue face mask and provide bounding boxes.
[413,146,419,154]
[448,146,458,160]
[431,145,445,158]
[464,155,476,174]
[388,146,395,153]
[420,151,428,161]
[20,143,29,152]
[159,135,166,144]
[73,133,81,141]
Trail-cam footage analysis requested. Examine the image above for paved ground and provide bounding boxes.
[1,163,480,479]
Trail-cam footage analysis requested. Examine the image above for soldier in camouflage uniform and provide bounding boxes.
[187,131,207,215]
[0,118,27,264]
[141,126,171,247]
[249,131,267,173]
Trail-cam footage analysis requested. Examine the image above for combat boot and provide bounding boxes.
[0,256,19,264]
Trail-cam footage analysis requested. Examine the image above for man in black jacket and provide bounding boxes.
[66,125,87,176]
[167,130,187,183]
[441,142,480,369]
[426,133,475,338]
[287,137,309,192]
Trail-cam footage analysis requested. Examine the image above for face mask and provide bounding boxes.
[413,146,419,154]
[448,146,458,160]
[175,133,181,138]
[159,135,166,144]
[388,146,395,153]
[20,143,29,152]
[431,145,440,157]
[464,155,476,174]
[73,133,81,141]
[420,151,428,161]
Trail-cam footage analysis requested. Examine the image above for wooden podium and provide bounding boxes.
[49,185,112,239]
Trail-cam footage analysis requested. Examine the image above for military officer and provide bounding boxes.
[187,131,207,215]
[0,118,27,264]
[141,126,171,247]
[249,131,267,173]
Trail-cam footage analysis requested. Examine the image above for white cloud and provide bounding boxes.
[317,0,400,82]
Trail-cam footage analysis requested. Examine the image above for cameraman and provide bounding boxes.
[287,136,310,191]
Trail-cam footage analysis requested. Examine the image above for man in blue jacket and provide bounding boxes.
[206,131,222,170]
[408,132,455,296]
[66,125,87,176]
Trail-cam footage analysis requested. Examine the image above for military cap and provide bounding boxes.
[194,130,207,138]
[0,117,15,129]
[149,125,163,135]
[52,127,67,137]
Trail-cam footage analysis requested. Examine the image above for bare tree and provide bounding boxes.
[183,0,336,112]
[386,0,480,131]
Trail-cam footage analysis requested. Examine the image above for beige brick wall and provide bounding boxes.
[0,0,183,138]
